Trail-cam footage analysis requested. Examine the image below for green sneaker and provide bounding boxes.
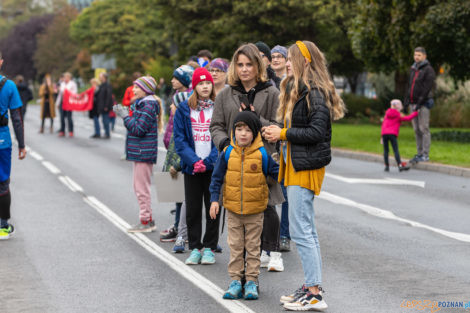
[185,249,202,265]
[0,224,15,240]
[201,248,215,264]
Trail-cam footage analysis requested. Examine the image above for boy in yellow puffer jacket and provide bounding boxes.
[209,111,279,300]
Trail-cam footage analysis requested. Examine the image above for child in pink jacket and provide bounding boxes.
[381,99,418,172]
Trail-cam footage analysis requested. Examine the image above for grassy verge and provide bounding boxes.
[331,123,470,168]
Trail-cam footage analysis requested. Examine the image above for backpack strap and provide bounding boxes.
[224,145,233,163]
[259,146,268,177]
[0,77,8,121]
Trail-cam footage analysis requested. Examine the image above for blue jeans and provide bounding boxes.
[93,114,110,137]
[280,182,290,239]
[287,185,322,287]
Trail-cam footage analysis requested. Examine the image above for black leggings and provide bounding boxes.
[383,134,401,166]
[184,172,220,250]
[0,190,11,220]
[262,205,280,252]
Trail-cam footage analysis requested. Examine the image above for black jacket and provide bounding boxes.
[16,83,33,106]
[285,87,331,171]
[404,60,436,108]
[95,81,113,115]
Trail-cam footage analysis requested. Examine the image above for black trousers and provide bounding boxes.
[383,134,401,166]
[184,172,220,250]
[261,205,280,252]
[0,190,11,220]
[59,104,73,133]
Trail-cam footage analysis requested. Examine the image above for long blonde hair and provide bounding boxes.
[277,41,346,123]
[227,43,267,86]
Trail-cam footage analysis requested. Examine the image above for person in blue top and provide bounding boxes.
[0,51,26,240]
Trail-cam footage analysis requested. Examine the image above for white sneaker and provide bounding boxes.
[267,251,284,272]
[260,250,270,268]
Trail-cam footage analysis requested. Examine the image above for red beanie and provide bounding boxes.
[191,67,214,88]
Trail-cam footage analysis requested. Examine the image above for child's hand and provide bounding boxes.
[169,166,178,179]
[380,137,383,145]
[209,202,219,219]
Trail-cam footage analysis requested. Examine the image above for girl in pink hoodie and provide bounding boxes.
[381,99,418,172]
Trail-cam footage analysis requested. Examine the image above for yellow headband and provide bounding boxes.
[296,41,311,63]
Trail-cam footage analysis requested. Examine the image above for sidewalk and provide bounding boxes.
[332,148,470,178]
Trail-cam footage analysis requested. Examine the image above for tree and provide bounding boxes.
[350,0,470,95]
[70,0,167,74]
[34,5,80,78]
[147,0,364,88]
[0,0,67,39]
[0,15,53,80]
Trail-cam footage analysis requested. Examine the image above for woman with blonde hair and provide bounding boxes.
[210,43,285,276]
[38,74,56,133]
[264,40,345,311]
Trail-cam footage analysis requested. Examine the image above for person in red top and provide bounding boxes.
[122,72,142,117]
[381,99,418,172]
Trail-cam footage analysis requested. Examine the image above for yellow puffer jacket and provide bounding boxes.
[223,134,269,215]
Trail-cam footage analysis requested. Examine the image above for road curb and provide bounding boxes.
[332,148,470,178]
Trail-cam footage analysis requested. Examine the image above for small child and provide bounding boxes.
[381,99,418,172]
[209,111,279,300]
[114,76,163,232]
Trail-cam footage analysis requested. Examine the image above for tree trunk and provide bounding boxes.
[394,71,408,97]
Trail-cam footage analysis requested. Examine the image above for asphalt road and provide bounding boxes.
[1,104,469,313]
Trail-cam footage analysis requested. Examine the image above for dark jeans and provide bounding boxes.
[383,134,401,166]
[174,202,182,229]
[59,106,73,133]
[280,182,290,239]
[184,172,220,250]
[93,114,110,137]
[262,205,280,252]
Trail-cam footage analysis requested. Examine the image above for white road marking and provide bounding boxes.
[58,176,83,192]
[27,147,255,313]
[29,151,44,161]
[84,196,255,313]
[41,161,61,174]
[319,191,470,243]
[326,173,425,188]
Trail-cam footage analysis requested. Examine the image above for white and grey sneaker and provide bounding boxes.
[127,221,156,233]
[283,290,328,311]
[280,285,308,304]
[260,250,270,268]
[267,252,284,272]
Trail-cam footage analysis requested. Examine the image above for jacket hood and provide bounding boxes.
[412,59,430,70]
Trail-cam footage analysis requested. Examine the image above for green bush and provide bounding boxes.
[432,130,470,143]
[341,93,386,123]
[431,77,470,128]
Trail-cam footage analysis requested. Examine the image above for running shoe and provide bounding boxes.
[267,252,284,272]
[201,248,215,264]
[223,280,243,299]
[280,237,291,252]
[0,224,15,240]
[173,236,186,253]
[244,281,259,300]
[185,249,202,265]
[283,291,328,311]
[260,250,270,268]
[280,285,308,304]
[160,226,177,242]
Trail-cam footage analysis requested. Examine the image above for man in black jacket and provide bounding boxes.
[93,72,113,139]
[404,47,436,163]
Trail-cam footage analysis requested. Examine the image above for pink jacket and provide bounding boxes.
[381,108,418,136]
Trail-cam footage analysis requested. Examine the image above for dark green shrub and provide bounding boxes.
[341,93,386,123]
[432,130,470,143]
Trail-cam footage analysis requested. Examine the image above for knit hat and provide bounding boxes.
[173,65,194,88]
[233,111,262,140]
[134,76,157,95]
[209,58,229,73]
[173,91,189,107]
[255,41,272,62]
[271,45,287,59]
[192,67,214,88]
